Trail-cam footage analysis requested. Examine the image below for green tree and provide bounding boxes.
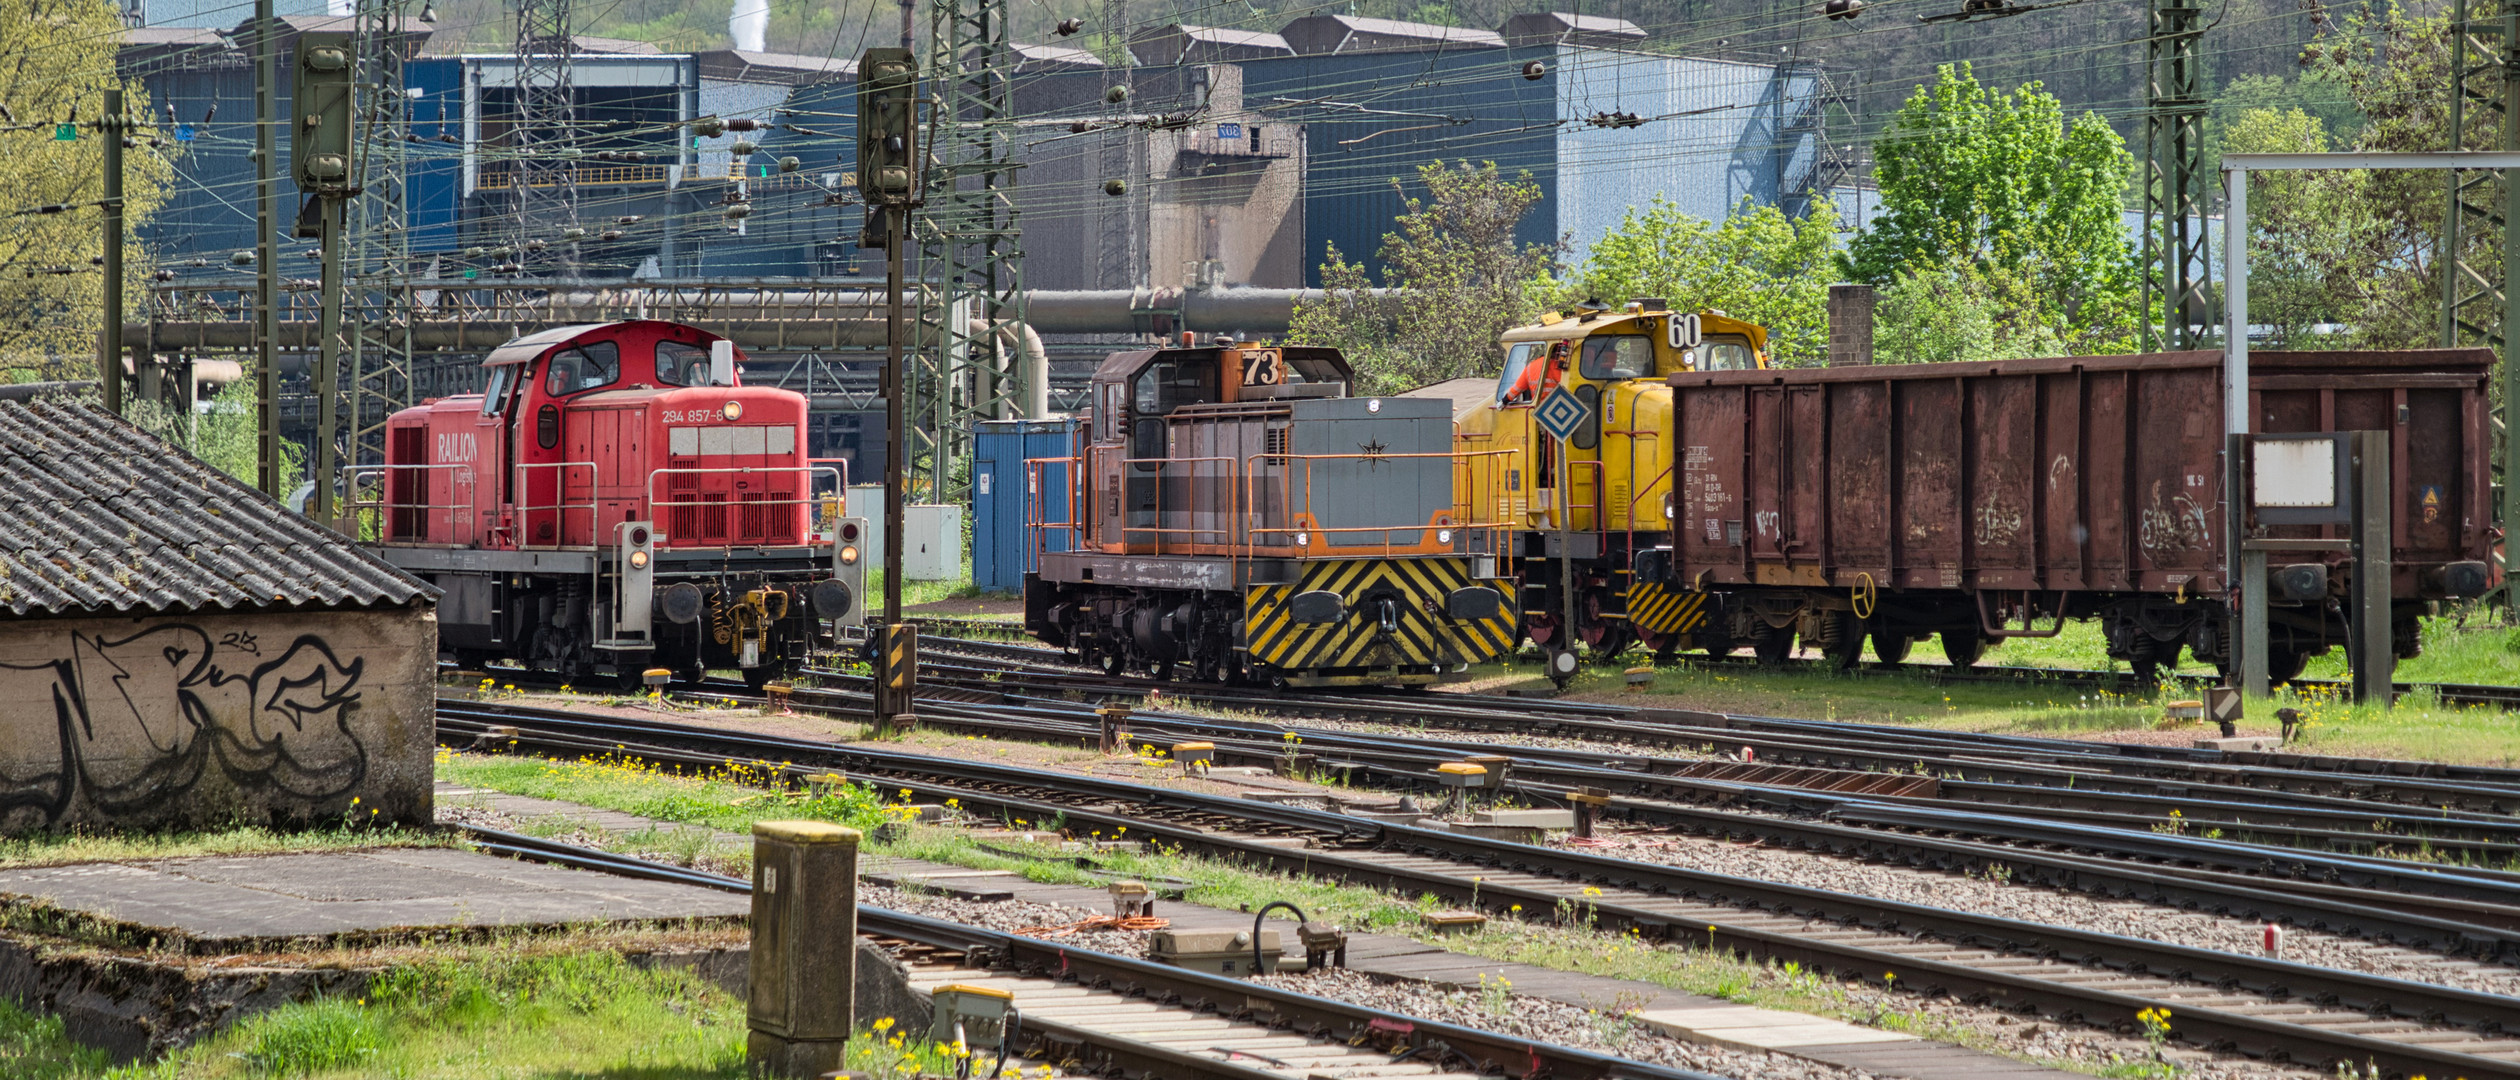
[1289,160,1557,394]
[0,0,173,378]
[2221,105,2365,348]
[1563,197,1838,367]
[1873,262,2070,366]
[1845,62,2139,355]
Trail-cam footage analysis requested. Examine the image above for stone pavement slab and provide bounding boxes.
[0,848,748,946]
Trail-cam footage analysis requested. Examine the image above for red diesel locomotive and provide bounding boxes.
[364,320,865,687]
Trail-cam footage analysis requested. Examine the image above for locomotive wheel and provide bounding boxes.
[1750,624,1795,665]
[1098,649,1126,676]
[1941,628,1988,669]
[1523,610,1559,648]
[1636,627,1679,665]
[1578,591,1632,662]
[1823,612,1866,672]
[743,663,786,693]
[1869,629,1913,665]
[2266,647,2311,685]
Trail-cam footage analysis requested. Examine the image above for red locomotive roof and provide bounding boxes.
[483,323,619,367]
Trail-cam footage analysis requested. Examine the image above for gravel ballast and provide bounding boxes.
[1578,829,2520,998]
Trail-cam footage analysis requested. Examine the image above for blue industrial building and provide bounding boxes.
[119,12,1832,290]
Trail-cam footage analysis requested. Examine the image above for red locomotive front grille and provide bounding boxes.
[652,409,807,548]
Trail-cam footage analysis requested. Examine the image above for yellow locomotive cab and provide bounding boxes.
[1453,301,1767,665]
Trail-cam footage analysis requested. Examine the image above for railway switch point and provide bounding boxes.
[1421,910,1488,934]
[1171,742,1215,776]
[1624,666,1654,691]
[1465,754,1514,798]
[2162,700,2204,725]
[1107,879,1154,918]
[764,682,794,711]
[1150,927,1281,975]
[472,724,521,750]
[748,820,861,1078]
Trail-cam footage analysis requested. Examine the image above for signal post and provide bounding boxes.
[859,48,922,735]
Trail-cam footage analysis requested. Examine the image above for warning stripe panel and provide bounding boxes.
[1626,582,1707,635]
[1243,557,1517,674]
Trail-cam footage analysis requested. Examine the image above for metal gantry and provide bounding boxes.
[2140,0,2208,350]
[916,0,1029,500]
[510,0,579,265]
[348,0,416,475]
[2442,0,2520,612]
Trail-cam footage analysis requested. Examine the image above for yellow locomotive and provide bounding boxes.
[1453,300,1768,665]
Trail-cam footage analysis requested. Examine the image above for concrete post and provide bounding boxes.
[748,820,861,1077]
[1826,283,1874,367]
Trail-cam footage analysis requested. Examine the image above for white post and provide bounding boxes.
[2225,165,2269,696]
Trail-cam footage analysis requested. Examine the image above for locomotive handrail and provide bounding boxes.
[512,459,602,550]
[644,464,845,508]
[1022,456,1087,577]
[644,464,843,548]
[1247,449,1518,560]
[343,462,482,543]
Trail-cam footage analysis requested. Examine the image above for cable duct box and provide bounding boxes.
[1149,928,1281,976]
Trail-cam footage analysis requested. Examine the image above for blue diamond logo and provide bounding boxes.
[1533,387,1591,442]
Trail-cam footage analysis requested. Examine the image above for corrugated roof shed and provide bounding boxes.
[1400,376,1498,420]
[0,399,431,619]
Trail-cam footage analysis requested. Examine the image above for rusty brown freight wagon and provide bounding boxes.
[1647,349,2497,683]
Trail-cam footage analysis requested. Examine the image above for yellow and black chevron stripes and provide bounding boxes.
[1245,557,1518,672]
[1625,582,1708,635]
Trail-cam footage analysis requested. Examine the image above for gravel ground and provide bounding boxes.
[1251,966,1883,1080]
[1579,829,2520,998]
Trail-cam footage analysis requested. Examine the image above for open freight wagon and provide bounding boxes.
[1650,348,2499,683]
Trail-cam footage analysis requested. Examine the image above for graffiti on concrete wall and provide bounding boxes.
[0,624,368,826]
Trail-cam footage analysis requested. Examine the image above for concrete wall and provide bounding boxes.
[0,607,437,834]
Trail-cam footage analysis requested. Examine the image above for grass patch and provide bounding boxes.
[439,749,914,871]
[0,823,448,872]
[15,949,750,1079]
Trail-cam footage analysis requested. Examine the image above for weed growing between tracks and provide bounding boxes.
[0,822,449,872]
[441,749,899,838]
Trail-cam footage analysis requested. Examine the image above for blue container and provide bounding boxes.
[970,419,1079,594]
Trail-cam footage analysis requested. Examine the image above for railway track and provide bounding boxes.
[459,825,1726,1080]
[893,612,2520,712]
[756,670,2520,947]
[440,700,2520,1079]
[880,631,2520,815]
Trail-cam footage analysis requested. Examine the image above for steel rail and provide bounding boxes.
[453,824,1736,1080]
[785,666,2520,869]
[452,695,2520,949]
[440,704,2520,1078]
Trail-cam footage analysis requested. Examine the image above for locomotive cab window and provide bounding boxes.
[1695,336,1757,372]
[655,341,710,386]
[543,341,621,396]
[1494,342,1541,404]
[481,364,516,416]
[1132,359,1217,415]
[1577,335,1652,381]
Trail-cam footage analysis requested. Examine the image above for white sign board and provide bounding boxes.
[2253,437,2337,509]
